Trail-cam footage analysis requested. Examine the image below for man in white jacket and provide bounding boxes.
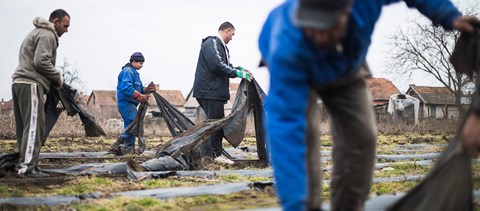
[11,9,70,178]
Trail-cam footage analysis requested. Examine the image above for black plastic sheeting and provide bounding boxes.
[0,182,272,208]
[139,79,267,172]
[0,153,19,178]
[0,85,106,178]
[387,28,480,211]
[55,84,106,137]
[44,163,127,175]
[387,116,473,211]
[3,176,480,209]
[153,91,194,136]
[0,80,267,177]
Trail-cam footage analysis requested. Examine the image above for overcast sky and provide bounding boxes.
[0,0,466,100]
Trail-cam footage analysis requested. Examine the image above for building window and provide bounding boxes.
[429,105,436,118]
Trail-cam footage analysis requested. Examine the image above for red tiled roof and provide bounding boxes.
[407,85,455,105]
[367,78,400,100]
[87,89,185,107]
[154,90,185,107]
[87,90,117,106]
[0,99,13,110]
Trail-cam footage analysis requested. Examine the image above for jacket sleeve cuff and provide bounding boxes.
[133,91,140,99]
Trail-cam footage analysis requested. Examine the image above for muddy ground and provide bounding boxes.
[1,133,479,210]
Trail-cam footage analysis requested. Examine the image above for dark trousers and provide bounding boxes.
[196,98,225,157]
[314,68,376,210]
[12,83,45,174]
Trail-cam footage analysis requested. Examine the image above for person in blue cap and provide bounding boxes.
[113,52,156,155]
[258,0,479,210]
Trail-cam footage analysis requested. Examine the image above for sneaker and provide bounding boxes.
[18,170,50,178]
[214,155,235,165]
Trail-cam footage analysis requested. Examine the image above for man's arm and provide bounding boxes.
[118,70,136,99]
[203,38,238,78]
[33,34,63,88]
[402,0,461,29]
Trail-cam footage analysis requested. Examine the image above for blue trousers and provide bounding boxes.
[118,101,138,147]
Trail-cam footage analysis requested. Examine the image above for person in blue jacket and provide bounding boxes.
[258,0,479,210]
[114,52,156,155]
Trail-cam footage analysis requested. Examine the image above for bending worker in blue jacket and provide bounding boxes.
[258,0,478,210]
[114,52,156,155]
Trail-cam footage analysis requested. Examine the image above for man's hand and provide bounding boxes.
[236,67,253,81]
[133,91,149,103]
[462,113,480,157]
[452,16,480,34]
[145,82,156,92]
[55,80,64,89]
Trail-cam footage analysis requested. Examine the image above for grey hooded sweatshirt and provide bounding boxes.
[12,17,63,93]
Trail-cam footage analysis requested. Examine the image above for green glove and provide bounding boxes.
[236,69,252,81]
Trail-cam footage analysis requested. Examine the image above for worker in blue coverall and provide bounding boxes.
[258,0,479,210]
[114,52,156,155]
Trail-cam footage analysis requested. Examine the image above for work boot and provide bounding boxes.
[120,146,134,155]
[111,137,124,155]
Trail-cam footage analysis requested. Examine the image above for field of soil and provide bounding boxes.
[1,132,480,210]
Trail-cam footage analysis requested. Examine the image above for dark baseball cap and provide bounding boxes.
[293,0,350,29]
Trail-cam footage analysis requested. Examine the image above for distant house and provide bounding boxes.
[148,90,186,117]
[406,84,458,119]
[0,99,13,115]
[367,78,401,119]
[85,89,186,120]
[86,90,119,119]
[184,82,240,122]
[184,89,201,120]
[368,78,401,106]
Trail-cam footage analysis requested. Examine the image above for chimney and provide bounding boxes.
[156,84,160,91]
[409,84,415,87]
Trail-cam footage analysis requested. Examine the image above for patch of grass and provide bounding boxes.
[377,133,448,145]
[70,196,172,211]
[218,174,243,182]
[217,174,270,183]
[0,140,17,152]
[54,176,118,195]
[374,163,430,178]
[63,190,278,211]
[140,179,184,189]
[371,181,418,195]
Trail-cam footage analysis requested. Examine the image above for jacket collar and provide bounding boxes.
[33,17,58,41]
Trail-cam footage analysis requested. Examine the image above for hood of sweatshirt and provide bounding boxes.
[33,17,58,41]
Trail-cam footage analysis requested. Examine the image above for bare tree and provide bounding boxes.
[387,7,478,116]
[58,58,87,103]
[58,58,88,94]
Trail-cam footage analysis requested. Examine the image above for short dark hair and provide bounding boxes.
[218,21,235,31]
[49,9,70,22]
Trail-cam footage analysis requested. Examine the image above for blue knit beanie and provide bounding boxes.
[130,52,145,62]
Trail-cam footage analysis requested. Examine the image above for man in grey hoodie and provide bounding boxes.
[11,9,70,178]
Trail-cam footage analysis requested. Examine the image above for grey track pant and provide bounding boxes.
[12,83,45,174]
